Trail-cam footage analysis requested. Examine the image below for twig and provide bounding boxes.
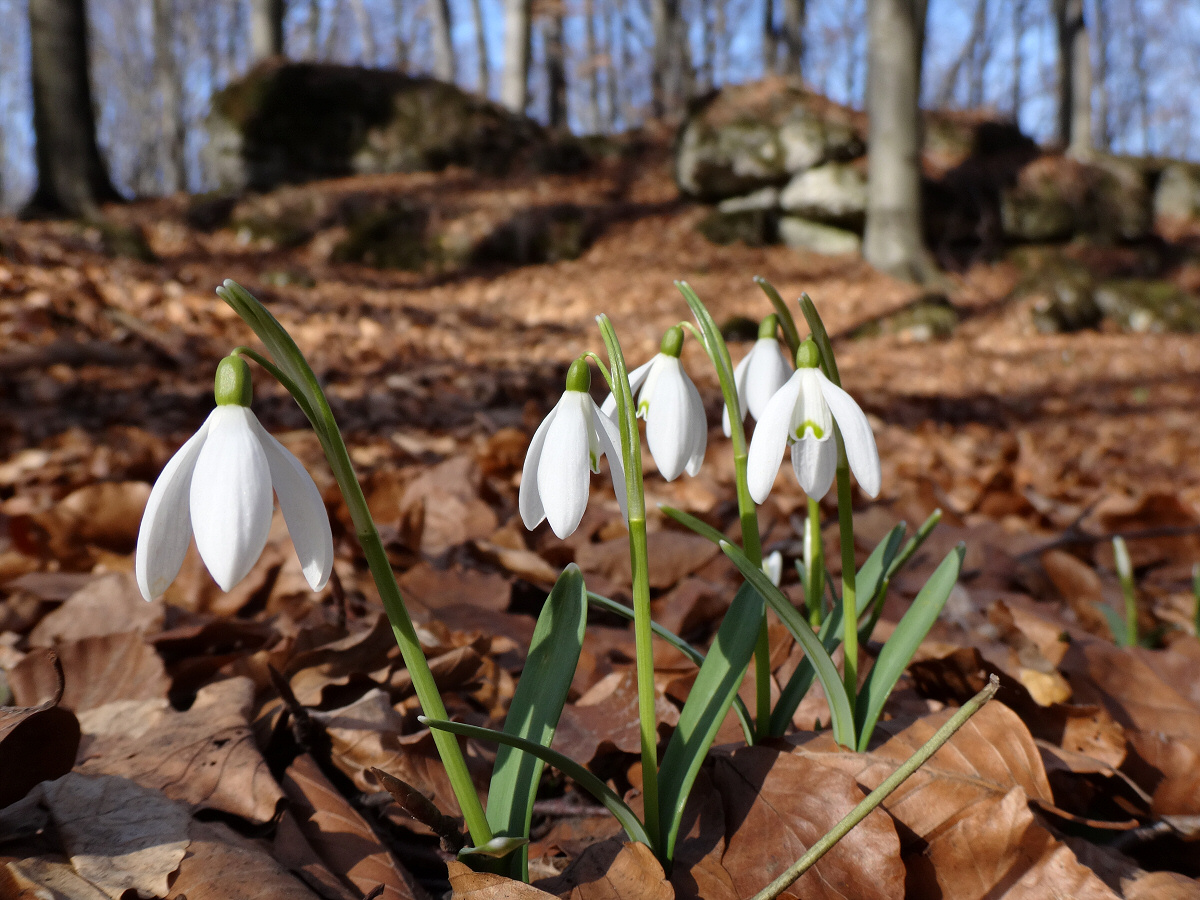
[750,675,1000,900]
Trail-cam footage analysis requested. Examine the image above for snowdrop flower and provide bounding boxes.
[747,340,880,503]
[135,355,334,600]
[763,550,783,587]
[601,326,706,481]
[520,358,627,539]
[723,315,792,436]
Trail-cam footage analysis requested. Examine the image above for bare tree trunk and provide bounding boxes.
[1093,0,1110,149]
[502,0,532,112]
[1130,10,1150,152]
[581,0,601,129]
[863,0,933,282]
[1053,0,1091,157]
[780,0,805,77]
[966,0,990,107]
[153,0,186,194]
[392,0,410,69]
[934,0,985,108]
[650,0,684,117]
[544,4,567,127]
[469,0,490,94]
[307,0,321,59]
[348,0,377,63]
[1010,0,1025,120]
[23,0,119,218]
[696,0,714,92]
[250,0,285,62]
[429,0,456,81]
[604,0,620,128]
[763,0,777,73]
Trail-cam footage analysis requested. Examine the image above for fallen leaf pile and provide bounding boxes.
[2,136,1200,897]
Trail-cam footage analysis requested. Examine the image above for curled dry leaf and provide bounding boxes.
[446,861,559,899]
[27,572,164,646]
[40,772,190,900]
[534,840,674,900]
[78,677,285,822]
[0,682,80,808]
[2,857,111,900]
[9,629,170,711]
[280,752,425,900]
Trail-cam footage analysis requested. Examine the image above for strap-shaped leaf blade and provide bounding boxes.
[719,540,855,748]
[855,544,964,750]
[487,564,587,877]
[659,581,764,859]
[421,717,651,847]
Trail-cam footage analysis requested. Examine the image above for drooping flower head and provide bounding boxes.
[520,358,627,539]
[746,339,880,503]
[723,314,793,437]
[601,325,707,482]
[135,355,335,601]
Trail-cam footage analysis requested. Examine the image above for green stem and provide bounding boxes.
[834,436,858,732]
[596,315,660,855]
[805,497,824,628]
[749,676,1000,900]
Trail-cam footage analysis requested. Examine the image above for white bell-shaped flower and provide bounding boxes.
[601,326,707,482]
[722,315,792,436]
[747,341,880,503]
[520,359,627,539]
[135,356,334,600]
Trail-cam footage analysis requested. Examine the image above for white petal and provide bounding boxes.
[791,434,837,499]
[818,374,881,498]
[746,371,804,504]
[791,369,833,439]
[589,396,628,521]
[538,392,593,539]
[601,357,654,421]
[723,351,753,437]
[519,402,558,530]
[190,406,274,592]
[744,339,793,421]
[134,415,213,600]
[763,551,783,587]
[684,373,708,477]
[644,358,695,482]
[249,416,334,591]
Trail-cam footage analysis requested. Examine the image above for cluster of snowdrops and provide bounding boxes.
[133,279,973,887]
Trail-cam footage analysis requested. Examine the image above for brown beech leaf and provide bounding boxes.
[9,630,169,711]
[397,562,511,613]
[1122,870,1200,899]
[286,614,397,706]
[399,456,498,555]
[272,810,362,900]
[708,746,904,900]
[38,772,190,899]
[2,856,111,900]
[0,687,80,809]
[280,753,425,900]
[1124,731,1200,816]
[798,702,1116,900]
[78,676,284,822]
[553,670,679,763]
[171,820,321,900]
[535,840,674,900]
[669,769,738,900]
[27,573,163,646]
[447,861,559,899]
[19,481,150,568]
[574,532,717,590]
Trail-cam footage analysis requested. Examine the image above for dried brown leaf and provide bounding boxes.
[447,861,559,899]
[27,573,163,646]
[172,820,321,900]
[535,840,674,900]
[0,693,79,808]
[78,677,284,822]
[9,630,169,711]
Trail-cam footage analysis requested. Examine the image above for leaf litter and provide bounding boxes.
[2,138,1200,896]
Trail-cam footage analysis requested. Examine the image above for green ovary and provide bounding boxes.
[794,420,825,440]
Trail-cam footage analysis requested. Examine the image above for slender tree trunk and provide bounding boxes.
[966,0,990,107]
[1010,0,1025,121]
[1053,0,1091,157]
[307,0,321,59]
[863,0,932,282]
[393,0,410,70]
[696,0,714,92]
[348,0,377,63]
[153,0,186,193]
[1131,11,1150,153]
[780,0,805,77]
[502,0,532,112]
[582,0,601,129]
[650,0,684,117]
[23,0,119,218]
[1093,0,1110,149]
[469,0,490,94]
[544,5,567,127]
[603,0,620,128]
[250,0,285,62]
[763,0,777,73]
[429,0,455,81]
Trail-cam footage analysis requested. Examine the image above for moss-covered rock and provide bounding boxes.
[777,216,860,255]
[1023,267,1102,334]
[206,61,546,191]
[1094,280,1200,333]
[696,208,777,246]
[852,294,959,341]
[1154,161,1200,222]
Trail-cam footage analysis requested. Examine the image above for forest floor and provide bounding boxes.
[2,138,1200,899]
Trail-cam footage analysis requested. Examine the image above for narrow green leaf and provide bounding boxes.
[660,505,728,546]
[488,565,587,878]
[769,602,843,737]
[855,545,964,750]
[421,717,651,847]
[719,541,855,748]
[855,524,906,618]
[1096,602,1131,647]
[587,591,754,743]
[752,277,802,358]
[797,293,841,387]
[659,582,764,859]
